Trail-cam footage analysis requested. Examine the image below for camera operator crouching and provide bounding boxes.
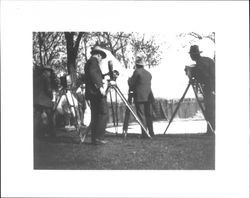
[188,45,215,135]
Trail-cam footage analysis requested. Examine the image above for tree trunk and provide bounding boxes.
[64,32,83,89]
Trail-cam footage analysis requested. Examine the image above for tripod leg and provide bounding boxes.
[122,91,133,138]
[66,91,83,142]
[52,90,66,129]
[52,90,63,114]
[111,85,151,138]
[79,102,92,143]
[163,82,191,134]
[191,83,214,133]
[115,91,119,135]
[109,89,117,134]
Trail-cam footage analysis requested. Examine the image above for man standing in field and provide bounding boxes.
[188,45,215,134]
[84,46,108,145]
[128,56,155,138]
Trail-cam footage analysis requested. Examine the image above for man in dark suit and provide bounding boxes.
[128,56,155,138]
[33,66,58,138]
[84,46,108,145]
[189,45,215,134]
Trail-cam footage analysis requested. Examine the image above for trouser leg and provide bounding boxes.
[204,88,215,133]
[90,99,98,142]
[135,102,147,136]
[96,97,108,140]
[90,96,108,142]
[145,102,154,136]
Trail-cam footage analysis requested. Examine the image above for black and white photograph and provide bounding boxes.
[33,31,216,170]
[1,1,249,198]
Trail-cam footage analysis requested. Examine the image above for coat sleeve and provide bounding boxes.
[88,58,103,89]
[128,70,138,90]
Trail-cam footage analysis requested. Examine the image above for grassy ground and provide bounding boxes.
[34,128,215,170]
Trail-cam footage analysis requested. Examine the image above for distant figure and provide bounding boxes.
[33,65,58,138]
[84,46,108,145]
[189,45,215,134]
[128,56,155,138]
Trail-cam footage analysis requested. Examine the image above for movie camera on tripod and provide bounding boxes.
[163,64,214,134]
[184,64,204,97]
[53,74,84,141]
[105,60,152,138]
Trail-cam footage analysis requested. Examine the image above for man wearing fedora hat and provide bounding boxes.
[128,56,155,138]
[84,46,108,145]
[189,45,215,134]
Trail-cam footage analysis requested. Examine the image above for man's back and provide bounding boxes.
[195,56,215,91]
[129,67,152,102]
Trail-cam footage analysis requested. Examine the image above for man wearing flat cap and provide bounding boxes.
[128,56,155,138]
[189,45,215,134]
[84,46,108,145]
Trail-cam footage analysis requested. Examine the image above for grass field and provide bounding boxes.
[34,126,215,170]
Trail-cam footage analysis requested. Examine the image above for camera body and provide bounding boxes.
[102,60,120,81]
[60,74,72,89]
[110,70,119,81]
[185,64,196,79]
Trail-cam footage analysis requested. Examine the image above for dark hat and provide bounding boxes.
[90,46,107,59]
[189,45,203,54]
[135,56,146,66]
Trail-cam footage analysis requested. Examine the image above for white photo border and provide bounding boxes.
[1,1,249,198]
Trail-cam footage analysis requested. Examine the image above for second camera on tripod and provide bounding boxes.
[60,74,73,89]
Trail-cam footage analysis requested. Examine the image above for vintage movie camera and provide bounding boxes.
[102,60,120,81]
[184,64,197,79]
[185,64,205,96]
[60,74,73,89]
[185,64,208,86]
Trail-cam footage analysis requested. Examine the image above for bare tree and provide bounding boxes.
[178,32,215,60]
[91,32,132,68]
[64,32,84,74]
[131,33,162,68]
[33,32,66,74]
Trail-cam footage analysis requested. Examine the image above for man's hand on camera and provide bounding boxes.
[102,79,108,91]
[99,87,106,96]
